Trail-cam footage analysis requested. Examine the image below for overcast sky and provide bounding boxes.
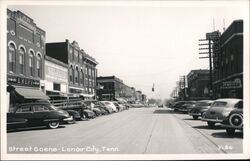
[8,1,247,100]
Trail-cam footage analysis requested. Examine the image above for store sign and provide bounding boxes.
[221,78,242,89]
[7,75,40,87]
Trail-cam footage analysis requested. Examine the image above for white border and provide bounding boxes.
[1,0,249,160]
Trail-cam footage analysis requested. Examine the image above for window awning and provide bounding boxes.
[14,86,50,100]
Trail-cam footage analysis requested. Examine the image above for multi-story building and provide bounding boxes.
[213,20,243,99]
[46,40,98,99]
[187,69,210,100]
[43,55,68,98]
[6,9,48,111]
[96,76,137,101]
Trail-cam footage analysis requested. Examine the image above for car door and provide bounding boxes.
[32,104,50,126]
[15,105,34,126]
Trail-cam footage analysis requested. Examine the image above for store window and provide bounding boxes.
[8,43,16,72]
[19,47,25,74]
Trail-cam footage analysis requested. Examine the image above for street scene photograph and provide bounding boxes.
[1,0,249,160]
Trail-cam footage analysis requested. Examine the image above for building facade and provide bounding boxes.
[44,55,68,97]
[46,40,98,98]
[213,20,243,99]
[187,69,210,100]
[7,9,48,111]
[96,76,137,101]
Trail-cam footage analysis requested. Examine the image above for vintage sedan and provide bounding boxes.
[221,108,243,136]
[173,101,188,112]
[101,101,118,112]
[178,101,196,113]
[201,98,243,127]
[189,100,214,119]
[7,102,72,130]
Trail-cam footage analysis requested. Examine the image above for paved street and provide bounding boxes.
[7,107,243,154]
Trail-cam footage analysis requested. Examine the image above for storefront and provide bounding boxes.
[213,74,243,99]
[7,74,49,112]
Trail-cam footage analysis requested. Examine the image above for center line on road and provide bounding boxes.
[143,116,158,154]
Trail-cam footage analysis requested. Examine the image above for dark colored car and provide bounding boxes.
[173,101,188,112]
[178,101,196,113]
[189,100,214,119]
[202,98,243,127]
[7,102,72,130]
[66,110,82,123]
[221,108,243,136]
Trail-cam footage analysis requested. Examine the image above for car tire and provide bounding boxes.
[193,116,199,120]
[229,113,243,128]
[207,121,215,127]
[48,121,59,129]
[226,128,235,136]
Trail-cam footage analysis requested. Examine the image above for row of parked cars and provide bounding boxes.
[7,99,131,131]
[169,98,243,136]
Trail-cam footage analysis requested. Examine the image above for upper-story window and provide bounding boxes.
[19,47,25,74]
[8,43,16,73]
[37,54,42,78]
[75,66,79,84]
[29,51,34,76]
[79,54,82,65]
[69,65,74,83]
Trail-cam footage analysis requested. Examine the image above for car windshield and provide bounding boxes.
[212,101,227,107]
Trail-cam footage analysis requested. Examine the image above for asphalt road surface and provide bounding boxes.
[7,107,243,154]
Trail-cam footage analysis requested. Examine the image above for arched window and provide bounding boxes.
[19,47,25,74]
[8,43,16,72]
[75,66,79,84]
[69,65,74,83]
[29,51,34,76]
[80,69,83,85]
[36,54,42,78]
[82,70,84,86]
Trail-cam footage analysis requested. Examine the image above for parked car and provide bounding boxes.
[189,100,214,119]
[158,104,164,108]
[178,101,196,113]
[201,98,243,127]
[101,101,118,112]
[66,110,82,123]
[172,101,188,112]
[99,102,113,114]
[112,101,123,111]
[221,107,243,136]
[7,102,72,130]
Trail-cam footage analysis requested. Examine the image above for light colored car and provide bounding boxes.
[189,100,214,119]
[201,98,243,127]
[101,101,118,112]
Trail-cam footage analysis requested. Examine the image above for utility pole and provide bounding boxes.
[199,31,220,99]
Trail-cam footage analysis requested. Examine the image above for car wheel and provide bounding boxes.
[207,121,215,127]
[193,116,199,120]
[226,128,235,136]
[48,121,59,129]
[229,113,243,128]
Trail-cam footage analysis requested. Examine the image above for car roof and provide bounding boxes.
[213,98,242,105]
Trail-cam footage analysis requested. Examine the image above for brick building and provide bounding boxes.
[96,76,137,102]
[213,20,243,99]
[187,69,210,100]
[7,9,49,111]
[46,40,98,99]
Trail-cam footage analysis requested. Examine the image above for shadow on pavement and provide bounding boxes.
[192,125,225,130]
[182,118,201,121]
[7,125,66,133]
[211,131,243,139]
[153,109,176,114]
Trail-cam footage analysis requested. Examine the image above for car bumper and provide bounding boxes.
[63,116,73,121]
[201,117,223,123]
